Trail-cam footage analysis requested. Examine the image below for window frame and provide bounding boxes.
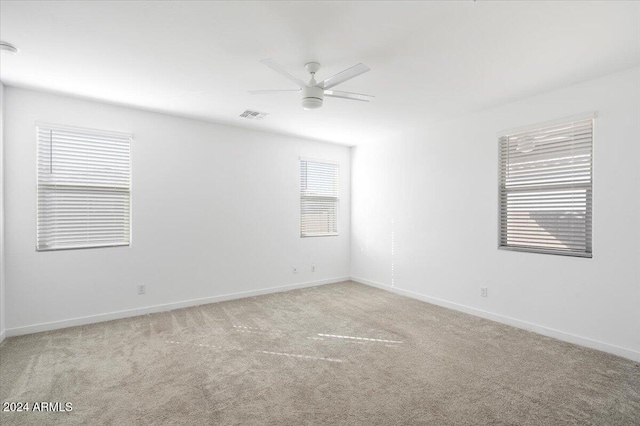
[300,157,340,238]
[35,122,132,252]
[497,113,595,258]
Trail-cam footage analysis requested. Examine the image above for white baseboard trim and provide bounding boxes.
[0,329,6,345]
[350,276,640,363]
[5,276,350,338]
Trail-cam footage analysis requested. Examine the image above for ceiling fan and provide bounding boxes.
[249,59,374,110]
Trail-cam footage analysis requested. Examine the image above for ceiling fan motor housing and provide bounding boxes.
[302,86,323,110]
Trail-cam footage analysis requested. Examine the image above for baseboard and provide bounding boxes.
[5,276,350,338]
[0,329,5,346]
[350,276,640,363]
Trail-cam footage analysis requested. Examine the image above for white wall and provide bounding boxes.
[4,87,350,333]
[0,82,5,343]
[351,66,640,361]
[4,68,639,362]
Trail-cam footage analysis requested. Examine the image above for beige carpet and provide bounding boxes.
[1,281,639,425]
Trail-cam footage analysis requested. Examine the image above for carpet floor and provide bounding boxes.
[1,281,639,425]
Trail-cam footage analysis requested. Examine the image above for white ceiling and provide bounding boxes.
[1,1,639,146]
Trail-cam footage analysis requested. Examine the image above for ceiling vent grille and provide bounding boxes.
[239,110,268,120]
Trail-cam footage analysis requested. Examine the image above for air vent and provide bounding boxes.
[239,110,268,120]
[0,41,19,54]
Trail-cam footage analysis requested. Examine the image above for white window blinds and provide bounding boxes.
[499,116,593,258]
[37,124,132,251]
[300,159,339,237]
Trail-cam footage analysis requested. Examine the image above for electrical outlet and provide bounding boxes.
[311,265,316,272]
[138,284,146,295]
[292,266,298,274]
[480,287,488,297]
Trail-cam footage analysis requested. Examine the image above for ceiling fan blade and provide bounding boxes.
[317,63,370,90]
[260,59,307,88]
[324,90,375,102]
[248,89,301,95]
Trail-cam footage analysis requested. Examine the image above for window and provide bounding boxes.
[300,159,339,237]
[499,115,593,258]
[37,124,132,251]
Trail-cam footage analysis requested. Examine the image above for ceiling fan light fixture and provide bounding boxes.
[302,98,323,110]
[302,86,324,110]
